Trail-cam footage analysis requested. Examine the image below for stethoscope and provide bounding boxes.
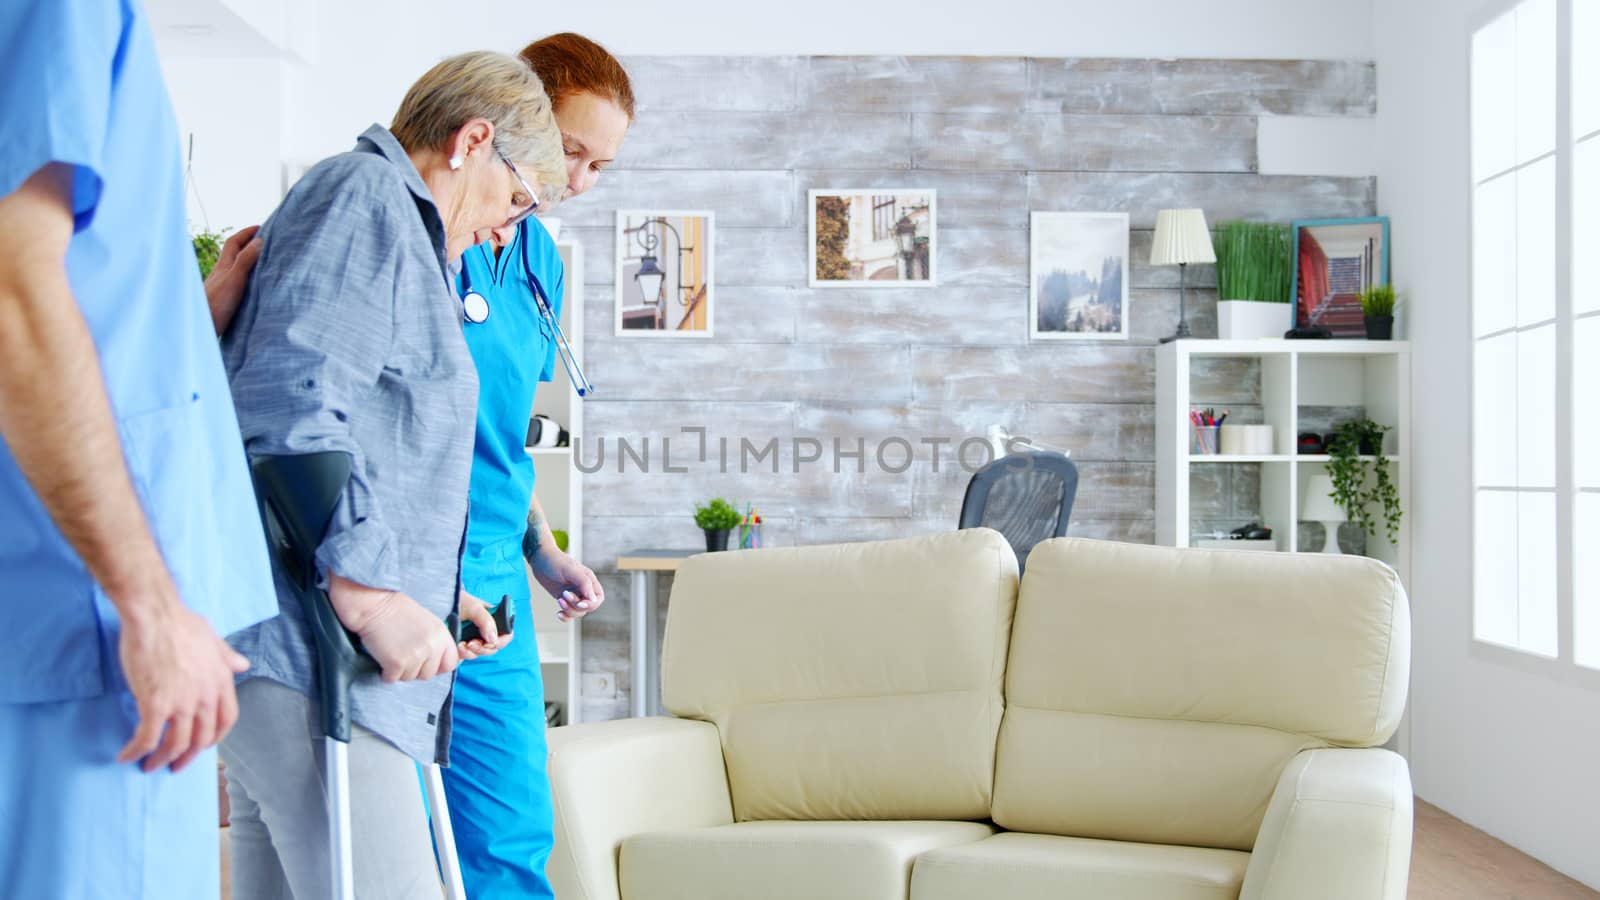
[458,222,593,397]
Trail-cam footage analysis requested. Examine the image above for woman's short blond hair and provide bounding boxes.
[391,51,565,205]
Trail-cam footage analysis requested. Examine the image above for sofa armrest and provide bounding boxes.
[1240,748,1413,900]
[546,717,734,900]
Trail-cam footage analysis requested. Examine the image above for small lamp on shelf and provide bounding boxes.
[1301,472,1346,554]
[1150,208,1217,343]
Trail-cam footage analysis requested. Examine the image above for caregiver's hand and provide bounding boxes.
[116,583,250,773]
[457,590,514,661]
[328,573,459,682]
[531,548,604,623]
[204,224,260,335]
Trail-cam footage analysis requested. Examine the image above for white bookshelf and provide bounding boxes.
[526,241,584,726]
[1156,340,1412,584]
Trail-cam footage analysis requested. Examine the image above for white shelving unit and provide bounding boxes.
[526,241,584,726]
[1156,339,1412,584]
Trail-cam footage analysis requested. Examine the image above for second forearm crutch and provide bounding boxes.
[251,452,469,900]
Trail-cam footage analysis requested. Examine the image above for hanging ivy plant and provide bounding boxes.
[1325,419,1403,546]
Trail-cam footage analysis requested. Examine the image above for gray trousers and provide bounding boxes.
[221,679,443,900]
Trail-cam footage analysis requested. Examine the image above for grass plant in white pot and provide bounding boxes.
[1214,221,1292,340]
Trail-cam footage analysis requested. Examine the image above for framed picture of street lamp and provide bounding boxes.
[1029,211,1129,340]
[808,189,937,288]
[615,210,715,337]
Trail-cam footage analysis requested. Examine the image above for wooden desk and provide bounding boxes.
[616,549,699,717]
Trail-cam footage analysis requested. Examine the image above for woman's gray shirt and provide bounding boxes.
[221,124,477,764]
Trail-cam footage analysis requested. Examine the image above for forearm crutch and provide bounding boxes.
[251,452,479,900]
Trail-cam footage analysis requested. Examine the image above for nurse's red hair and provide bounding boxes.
[519,33,635,121]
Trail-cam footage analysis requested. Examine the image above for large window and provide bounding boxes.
[1471,0,1594,668]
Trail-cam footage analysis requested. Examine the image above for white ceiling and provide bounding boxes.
[145,0,288,57]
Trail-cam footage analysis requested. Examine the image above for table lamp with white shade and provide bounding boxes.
[1301,472,1346,554]
[1149,208,1216,342]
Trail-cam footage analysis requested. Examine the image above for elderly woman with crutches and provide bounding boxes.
[218,51,565,900]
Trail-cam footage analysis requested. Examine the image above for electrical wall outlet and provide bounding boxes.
[582,672,618,699]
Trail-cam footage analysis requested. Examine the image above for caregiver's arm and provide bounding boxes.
[205,224,260,335]
[0,163,248,771]
[227,187,456,682]
[525,494,605,621]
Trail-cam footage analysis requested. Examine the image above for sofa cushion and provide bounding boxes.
[662,529,1018,822]
[994,538,1410,851]
[911,832,1249,900]
[620,820,996,900]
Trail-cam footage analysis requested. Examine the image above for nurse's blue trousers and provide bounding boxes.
[441,593,556,899]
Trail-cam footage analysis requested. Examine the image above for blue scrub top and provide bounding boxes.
[0,0,277,703]
[457,219,563,606]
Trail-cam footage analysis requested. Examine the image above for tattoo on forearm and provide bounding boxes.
[523,507,544,563]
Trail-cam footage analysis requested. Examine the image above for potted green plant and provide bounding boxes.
[693,497,742,552]
[192,226,232,279]
[1324,419,1402,547]
[1214,221,1292,340]
[1358,284,1397,340]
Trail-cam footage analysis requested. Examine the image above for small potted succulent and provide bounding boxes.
[693,497,742,552]
[1359,283,1397,340]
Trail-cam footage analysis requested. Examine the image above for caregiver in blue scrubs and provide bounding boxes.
[443,34,634,900]
[0,0,277,895]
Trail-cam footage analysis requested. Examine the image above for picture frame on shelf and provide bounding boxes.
[808,189,936,288]
[615,210,714,337]
[1029,211,1130,341]
[1290,216,1390,339]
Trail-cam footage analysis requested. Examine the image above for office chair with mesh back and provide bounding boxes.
[957,450,1079,576]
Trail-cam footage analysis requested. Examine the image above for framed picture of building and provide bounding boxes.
[615,210,714,337]
[1029,211,1129,341]
[1291,216,1390,339]
[808,189,936,288]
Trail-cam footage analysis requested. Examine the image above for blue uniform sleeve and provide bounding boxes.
[229,188,401,591]
[0,0,122,230]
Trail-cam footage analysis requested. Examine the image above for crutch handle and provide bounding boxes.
[445,594,515,646]
[251,452,374,744]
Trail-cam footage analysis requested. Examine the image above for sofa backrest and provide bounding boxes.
[662,528,1018,823]
[992,538,1410,852]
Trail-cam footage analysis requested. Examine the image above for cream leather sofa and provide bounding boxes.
[546,529,1412,900]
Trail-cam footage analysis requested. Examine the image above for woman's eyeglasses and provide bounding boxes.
[499,152,540,226]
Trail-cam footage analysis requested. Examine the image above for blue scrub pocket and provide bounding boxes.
[118,395,232,630]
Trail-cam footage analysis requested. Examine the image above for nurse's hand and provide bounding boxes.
[531,550,605,622]
[116,585,251,774]
[204,224,260,335]
[328,574,459,683]
[457,590,514,661]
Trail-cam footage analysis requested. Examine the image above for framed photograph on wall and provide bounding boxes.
[1029,211,1130,341]
[808,189,936,288]
[615,210,714,337]
[1291,216,1390,339]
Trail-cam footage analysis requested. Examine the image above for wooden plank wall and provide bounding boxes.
[562,55,1376,719]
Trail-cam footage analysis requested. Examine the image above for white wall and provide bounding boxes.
[156,54,287,233]
[1375,0,1600,889]
[150,0,1377,225]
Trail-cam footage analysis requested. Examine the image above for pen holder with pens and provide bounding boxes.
[738,509,764,550]
[1193,425,1221,455]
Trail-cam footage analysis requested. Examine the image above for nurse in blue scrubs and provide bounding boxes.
[442,34,634,900]
[0,0,278,895]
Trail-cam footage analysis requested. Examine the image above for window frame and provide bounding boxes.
[1466,0,1599,687]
